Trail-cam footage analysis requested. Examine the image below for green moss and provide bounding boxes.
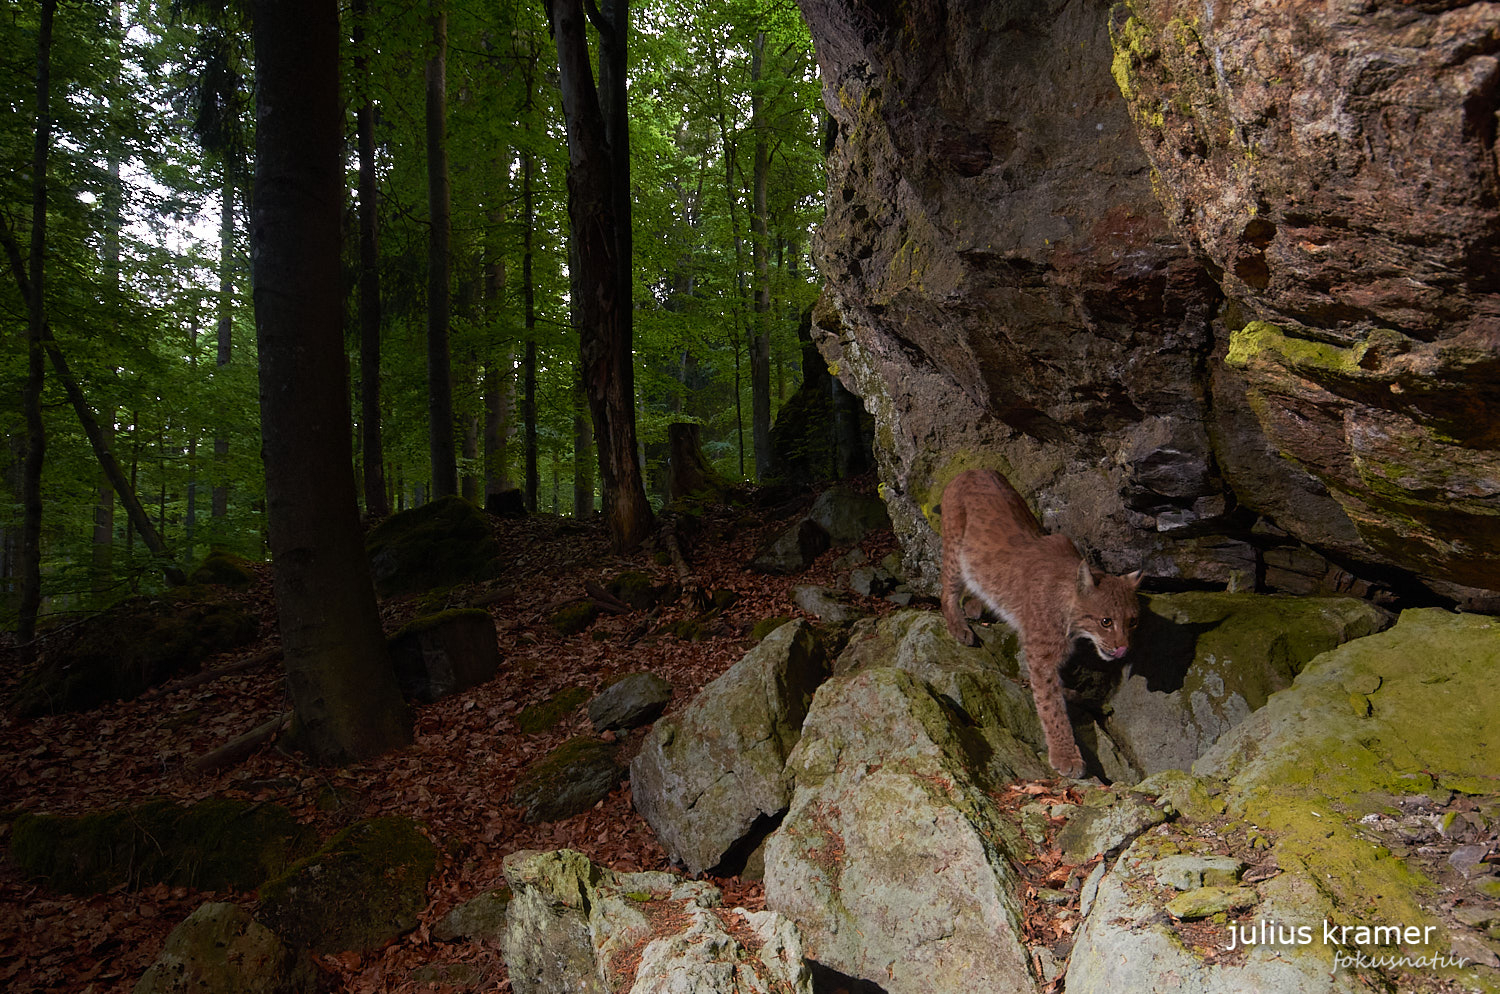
[257,816,437,953]
[751,616,793,642]
[393,608,491,639]
[1225,321,1367,376]
[607,571,659,610]
[366,495,499,597]
[550,600,599,636]
[1206,609,1500,941]
[189,550,260,587]
[10,798,315,894]
[517,686,591,734]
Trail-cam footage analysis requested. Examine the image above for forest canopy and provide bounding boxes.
[0,0,826,619]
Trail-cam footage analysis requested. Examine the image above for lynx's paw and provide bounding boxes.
[1049,746,1086,779]
[945,619,979,647]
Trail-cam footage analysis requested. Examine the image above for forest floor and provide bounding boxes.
[0,477,930,993]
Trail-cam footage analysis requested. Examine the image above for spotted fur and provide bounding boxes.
[939,469,1141,777]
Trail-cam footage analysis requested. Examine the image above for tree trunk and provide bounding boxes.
[213,162,232,521]
[17,0,56,658]
[522,146,539,511]
[546,0,653,551]
[572,365,593,517]
[749,31,773,480]
[426,0,457,498]
[250,0,411,765]
[354,0,389,518]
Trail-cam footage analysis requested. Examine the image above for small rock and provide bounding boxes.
[1165,885,1260,920]
[1057,791,1167,863]
[1450,932,1500,969]
[588,673,672,732]
[1078,860,1107,918]
[511,738,625,823]
[792,584,862,623]
[1450,843,1491,878]
[1152,855,1245,891]
[434,887,512,942]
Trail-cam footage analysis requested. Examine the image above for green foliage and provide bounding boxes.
[1,0,826,632]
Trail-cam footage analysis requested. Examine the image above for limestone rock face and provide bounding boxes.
[798,0,1500,600]
[1112,1,1500,598]
[133,902,311,994]
[630,620,829,875]
[500,849,812,994]
[764,668,1037,994]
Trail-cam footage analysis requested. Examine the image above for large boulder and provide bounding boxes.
[630,620,830,875]
[133,902,313,994]
[11,595,258,717]
[365,495,499,597]
[1111,1,1500,600]
[387,608,500,703]
[1105,592,1394,775]
[764,668,1040,994]
[798,0,1500,604]
[256,817,437,954]
[1066,608,1500,993]
[500,849,811,994]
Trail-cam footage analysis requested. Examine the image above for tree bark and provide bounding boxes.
[546,0,653,551]
[212,161,233,521]
[354,0,390,518]
[17,0,56,657]
[522,145,539,511]
[426,0,457,498]
[250,0,411,765]
[572,364,594,517]
[749,31,773,480]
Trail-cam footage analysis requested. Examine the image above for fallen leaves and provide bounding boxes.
[0,480,896,993]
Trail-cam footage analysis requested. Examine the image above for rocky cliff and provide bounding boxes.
[798,0,1500,604]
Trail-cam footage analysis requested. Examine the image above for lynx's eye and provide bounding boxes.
[1100,617,1114,629]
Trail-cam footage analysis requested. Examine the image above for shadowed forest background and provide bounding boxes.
[0,0,826,622]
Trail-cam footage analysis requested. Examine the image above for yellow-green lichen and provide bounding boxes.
[1225,320,1364,376]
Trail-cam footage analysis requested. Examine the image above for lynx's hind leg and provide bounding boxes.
[939,495,978,646]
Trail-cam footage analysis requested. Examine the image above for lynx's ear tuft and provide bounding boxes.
[1125,569,1143,588]
[1077,559,1096,592]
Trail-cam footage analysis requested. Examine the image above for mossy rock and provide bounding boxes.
[549,600,599,636]
[9,798,315,894]
[510,737,625,823]
[366,496,500,597]
[10,596,259,717]
[516,686,591,734]
[750,615,794,642]
[388,609,499,703]
[606,571,663,610]
[133,901,315,994]
[257,816,438,954]
[189,550,260,587]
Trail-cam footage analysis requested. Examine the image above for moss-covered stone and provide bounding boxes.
[189,550,260,588]
[133,901,314,994]
[1164,884,1260,920]
[9,798,315,894]
[257,816,437,954]
[1198,608,1500,948]
[549,601,599,636]
[510,737,624,823]
[11,596,259,717]
[365,495,499,597]
[605,571,660,611]
[516,686,590,734]
[750,615,794,642]
[388,609,499,703]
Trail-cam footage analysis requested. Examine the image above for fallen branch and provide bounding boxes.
[141,648,280,701]
[584,580,633,614]
[187,711,291,776]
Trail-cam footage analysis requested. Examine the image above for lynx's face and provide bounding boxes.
[1073,565,1142,661]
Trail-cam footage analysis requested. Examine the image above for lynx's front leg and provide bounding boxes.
[1023,636,1085,778]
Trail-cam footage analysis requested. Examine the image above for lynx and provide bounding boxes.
[939,469,1141,778]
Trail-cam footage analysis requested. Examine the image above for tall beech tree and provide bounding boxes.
[250,0,411,764]
[426,0,457,498]
[353,0,389,517]
[546,0,653,550]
